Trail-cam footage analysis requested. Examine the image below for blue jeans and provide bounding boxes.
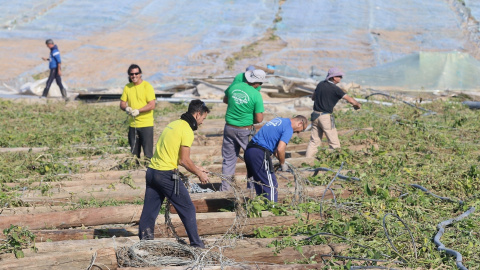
[138,168,204,247]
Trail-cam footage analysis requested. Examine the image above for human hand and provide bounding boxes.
[353,103,361,110]
[42,57,48,61]
[196,166,208,173]
[58,70,62,76]
[125,107,133,115]
[131,109,140,117]
[198,171,209,184]
[280,163,289,172]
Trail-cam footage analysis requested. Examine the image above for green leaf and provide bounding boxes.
[14,249,24,258]
[365,183,372,196]
[11,232,20,242]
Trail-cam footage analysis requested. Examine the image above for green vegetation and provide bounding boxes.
[0,225,37,258]
[290,136,303,144]
[249,100,480,268]
[0,100,186,184]
[70,197,144,210]
[225,43,263,70]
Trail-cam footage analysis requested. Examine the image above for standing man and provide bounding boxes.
[41,39,67,98]
[305,67,361,158]
[245,116,308,202]
[120,64,156,160]
[221,69,266,191]
[138,100,210,248]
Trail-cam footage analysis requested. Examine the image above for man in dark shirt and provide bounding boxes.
[305,68,361,158]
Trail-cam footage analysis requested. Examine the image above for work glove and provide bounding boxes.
[280,163,289,172]
[125,107,133,115]
[131,109,140,117]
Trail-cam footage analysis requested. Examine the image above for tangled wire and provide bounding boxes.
[116,240,236,268]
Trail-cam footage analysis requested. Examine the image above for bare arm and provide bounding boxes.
[254,112,263,124]
[120,100,128,111]
[276,141,287,165]
[223,96,228,104]
[343,95,361,110]
[179,146,209,184]
[138,100,156,113]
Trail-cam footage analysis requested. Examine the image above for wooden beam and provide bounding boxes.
[0,205,143,230]
[26,212,320,242]
[0,248,117,270]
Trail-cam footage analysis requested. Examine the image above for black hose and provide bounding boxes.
[433,207,475,270]
[382,213,418,260]
[409,184,464,204]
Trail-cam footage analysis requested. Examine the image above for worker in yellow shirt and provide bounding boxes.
[120,64,156,159]
[138,100,210,248]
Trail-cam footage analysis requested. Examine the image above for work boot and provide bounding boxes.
[60,88,67,99]
[42,88,49,98]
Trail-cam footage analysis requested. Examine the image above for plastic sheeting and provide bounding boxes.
[263,0,467,73]
[344,51,480,91]
[1,0,479,91]
[1,0,278,89]
[465,0,480,21]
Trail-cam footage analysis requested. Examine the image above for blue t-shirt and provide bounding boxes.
[251,118,294,153]
[49,45,61,69]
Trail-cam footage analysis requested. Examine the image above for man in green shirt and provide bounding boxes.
[221,69,266,191]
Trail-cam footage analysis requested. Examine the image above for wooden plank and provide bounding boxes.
[0,236,141,260]
[0,205,143,230]
[0,248,117,270]
[27,213,320,242]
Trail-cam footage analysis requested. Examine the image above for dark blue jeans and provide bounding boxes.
[42,68,66,97]
[138,168,204,247]
[244,147,278,202]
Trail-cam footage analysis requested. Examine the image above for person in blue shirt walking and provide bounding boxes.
[244,115,307,202]
[41,39,67,98]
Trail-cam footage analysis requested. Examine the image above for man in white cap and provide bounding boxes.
[221,69,266,191]
[305,67,361,158]
[225,65,262,92]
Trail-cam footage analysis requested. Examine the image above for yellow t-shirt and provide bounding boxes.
[149,120,194,171]
[120,81,156,128]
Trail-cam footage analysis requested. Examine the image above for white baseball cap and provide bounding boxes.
[245,70,266,83]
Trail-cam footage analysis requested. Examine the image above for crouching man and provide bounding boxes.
[138,100,210,248]
[244,115,307,202]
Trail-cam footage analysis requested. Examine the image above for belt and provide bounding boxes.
[247,141,272,156]
[247,142,274,173]
[314,111,331,115]
[226,123,253,130]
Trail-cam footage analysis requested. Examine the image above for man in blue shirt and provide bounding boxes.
[244,115,307,202]
[41,39,67,98]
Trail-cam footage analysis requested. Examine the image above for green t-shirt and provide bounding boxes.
[225,82,264,126]
[225,73,261,93]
